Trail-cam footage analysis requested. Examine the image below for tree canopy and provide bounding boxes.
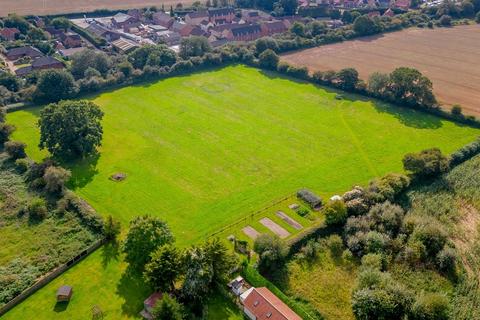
[38,100,103,159]
[34,69,77,103]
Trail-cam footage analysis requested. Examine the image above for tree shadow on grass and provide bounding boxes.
[53,301,70,313]
[66,152,100,189]
[116,268,150,318]
[372,101,443,129]
[101,240,120,269]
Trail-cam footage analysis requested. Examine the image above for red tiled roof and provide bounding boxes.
[243,287,302,320]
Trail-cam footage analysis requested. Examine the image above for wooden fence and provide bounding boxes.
[0,238,105,317]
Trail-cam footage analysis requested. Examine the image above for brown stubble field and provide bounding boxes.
[282,24,480,116]
[0,0,193,16]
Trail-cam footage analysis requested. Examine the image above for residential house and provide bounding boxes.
[44,26,65,38]
[228,276,248,296]
[208,7,235,24]
[127,9,143,21]
[185,11,209,25]
[393,0,410,9]
[200,20,215,32]
[226,24,262,41]
[111,13,138,29]
[5,46,43,61]
[152,11,175,28]
[244,10,261,23]
[0,28,20,41]
[241,287,302,320]
[156,30,182,45]
[58,47,85,58]
[15,56,64,76]
[86,22,121,41]
[260,20,288,37]
[60,32,82,48]
[368,10,381,17]
[140,292,163,320]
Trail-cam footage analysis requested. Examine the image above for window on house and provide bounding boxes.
[266,312,272,318]
[254,301,259,307]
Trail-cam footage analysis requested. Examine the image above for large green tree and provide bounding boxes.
[353,15,382,36]
[402,148,449,178]
[128,45,177,70]
[179,36,211,59]
[181,246,213,302]
[70,49,111,79]
[258,49,279,70]
[123,216,174,271]
[254,233,287,273]
[335,68,359,91]
[38,100,103,159]
[144,245,181,292]
[388,67,436,108]
[34,69,77,103]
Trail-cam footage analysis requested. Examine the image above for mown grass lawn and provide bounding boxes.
[3,65,480,320]
[8,65,479,247]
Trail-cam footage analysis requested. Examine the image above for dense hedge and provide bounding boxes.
[449,137,480,167]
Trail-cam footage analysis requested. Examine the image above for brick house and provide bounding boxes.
[260,20,288,37]
[208,7,235,24]
[226,24,262,41]
[185,11,210,25]
[111,13,138,29]
[60,32,82,48]
[0,28,20,41]
[241,287,302,320]
[86,22,121,41]
[153,11,175,28]
[15,56,64,76]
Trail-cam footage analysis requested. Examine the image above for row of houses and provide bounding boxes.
[300,0,411,9]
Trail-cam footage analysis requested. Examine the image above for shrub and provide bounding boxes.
[0,123,15,145]
[254,233,287,273]
[449,137,480,167]
[476,11,480,23]
[296,206,310,217]
[439,15,452,26]
[451,104,463,117]
[103,215,121,241]
[361,253,383,271]
[4,140,26,159]
[258,49,279,70]
[324,199,347,225]
[327,234,344,257]
[15,158,30,173]
[410,221,447,258]
[26,197,48,220]
[436,246,456,273]
[43,166,71,194]
[403,148,449,178]
[410,292,450,320]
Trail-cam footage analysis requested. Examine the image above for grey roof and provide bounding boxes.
[6,46,43,58]
[231,24,261,36]
[112,13,134,23]
[57,285,72,296]
[187,10,209,19]
[208,7,235,16]
[31,56,63,68]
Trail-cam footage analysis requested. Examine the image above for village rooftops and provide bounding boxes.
[208,7,235,16]
[112,13,134,24]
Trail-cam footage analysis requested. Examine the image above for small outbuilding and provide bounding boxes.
[297,188,323,210]
[56,285,73,302]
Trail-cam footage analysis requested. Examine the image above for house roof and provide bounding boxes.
[56,285,72,297]
[32,56,63,68]
[261,20,287,31]
[186,10,209,19]
[208,7,235,16]
[6,46,43,58]
[111,37,139,52]
[243,287,302,320]
[144,292,163,308]
[231,24,261,36]
[112,13,134,23]
[1,28,20,36]
[153,11,173,23]
[15,65,33,76]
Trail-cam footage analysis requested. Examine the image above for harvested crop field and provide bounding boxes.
[0,0,193,16]
[282,25,480,116]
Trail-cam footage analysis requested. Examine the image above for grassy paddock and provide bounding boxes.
[7,65,480,247]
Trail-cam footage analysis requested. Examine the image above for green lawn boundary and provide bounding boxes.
[241,265,323,320]
[0,239,105,317]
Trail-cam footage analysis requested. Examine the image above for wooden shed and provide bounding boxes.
[56,285,73,302]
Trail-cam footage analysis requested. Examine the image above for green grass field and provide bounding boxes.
[7,65,479,247]
[3,65,480,319]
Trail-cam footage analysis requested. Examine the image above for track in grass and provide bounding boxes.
[7,65,480,247]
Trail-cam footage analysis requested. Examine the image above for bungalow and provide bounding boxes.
[5,46,43,61]
[140,292,163,320]
[260,20,288,37]
[208,7,235,24]
[111,13,138,29]
[0,27,20,41]
[241,287,302,320]
[226,24,262,41]
[153,11,175,28]
[185,11,209,25]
